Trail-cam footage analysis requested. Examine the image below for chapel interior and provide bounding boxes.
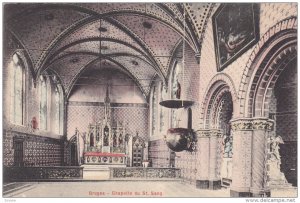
[2,2,298,198]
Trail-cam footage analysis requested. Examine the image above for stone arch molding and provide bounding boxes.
[68,134,77,146]
[11,48,35,85]
[199,73,238,129]
[238,17,297,117]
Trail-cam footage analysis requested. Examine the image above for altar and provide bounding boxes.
[66,86,169,180]
[79,86,137,179]
[82,86,132,167]
[82,120,130,166]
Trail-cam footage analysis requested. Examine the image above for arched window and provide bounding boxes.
[39,75,48,130]
[10,53,25,125]
[159,82,166,133]
[151,85,157,136]
[54,84,63,134]
[171,62,182,100]
[171,62,182,128]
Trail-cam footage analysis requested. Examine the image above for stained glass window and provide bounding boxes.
[54,85,61,134]
[10,53,24,125]
[151,85,157,136]
[39,75,48,130]
[171,62,182,127]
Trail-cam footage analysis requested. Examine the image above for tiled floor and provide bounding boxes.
[5,181,297,198]
[6,181,230,198]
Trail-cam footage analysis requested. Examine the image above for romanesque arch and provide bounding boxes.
[230,17,297,196]
[197,73,238,189]
[200,73,238,129]
[238,17,297,118]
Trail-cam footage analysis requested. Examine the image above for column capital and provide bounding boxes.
[195,129,210,137]
[195,129,223,138]
[210,129,223,138]
[252,118,274,131]
[230,117,274,131]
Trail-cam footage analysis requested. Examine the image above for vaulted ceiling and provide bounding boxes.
[4,3,215,98]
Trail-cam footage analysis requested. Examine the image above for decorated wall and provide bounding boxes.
[67,67,149,140]
[2,4,297,194]
[3,130,63,167]
[198,3,298,104]
[3,31,65,167]
[270,59,297,186]
[147,3,298,188]
[3,32,64,138]
[67,104,149,140]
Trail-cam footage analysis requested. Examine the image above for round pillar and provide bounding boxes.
[250,118,274,197]
[195,130,210,189]
[230,118,253,196]
[209,129,223,189]
[230,118,274,197]
[195,129,222,190]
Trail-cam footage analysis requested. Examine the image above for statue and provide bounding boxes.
[221,134,233,179]
[90,133,94,147]
[113,132,117,147]
[80,132,86,143]
[103,126,109,146]
[30,117,38,132]
[268,134,291,188]
[223,135,233,158]
[270,135,284,166]
[175,80,181,99]
[96,132,100,142]
[119,134,123,146]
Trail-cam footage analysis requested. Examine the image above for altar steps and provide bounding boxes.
[82,164,125,180]
[3,182,35,197]
[4,179,182,183]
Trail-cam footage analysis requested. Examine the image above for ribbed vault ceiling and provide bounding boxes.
[4,3,215,99]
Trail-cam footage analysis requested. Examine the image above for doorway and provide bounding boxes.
[270,58,297,186]
[132,147,143,167]
[13,139,24,167]
[71,143,78,166]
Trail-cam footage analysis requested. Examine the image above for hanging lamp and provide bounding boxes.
[159,4,194,110]
[159,100,194,109]
[159,4,196,152]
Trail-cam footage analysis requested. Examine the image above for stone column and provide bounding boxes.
[195,129,210,189]
[128,135,133,167]
[143,142,149,161]
[230,118,274,197]
[63,100,68,138]
[196,129,222,189]
[230,118,254,197]
[250,118,274,197]
[62,99,68,166]
[208,129,223,189]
